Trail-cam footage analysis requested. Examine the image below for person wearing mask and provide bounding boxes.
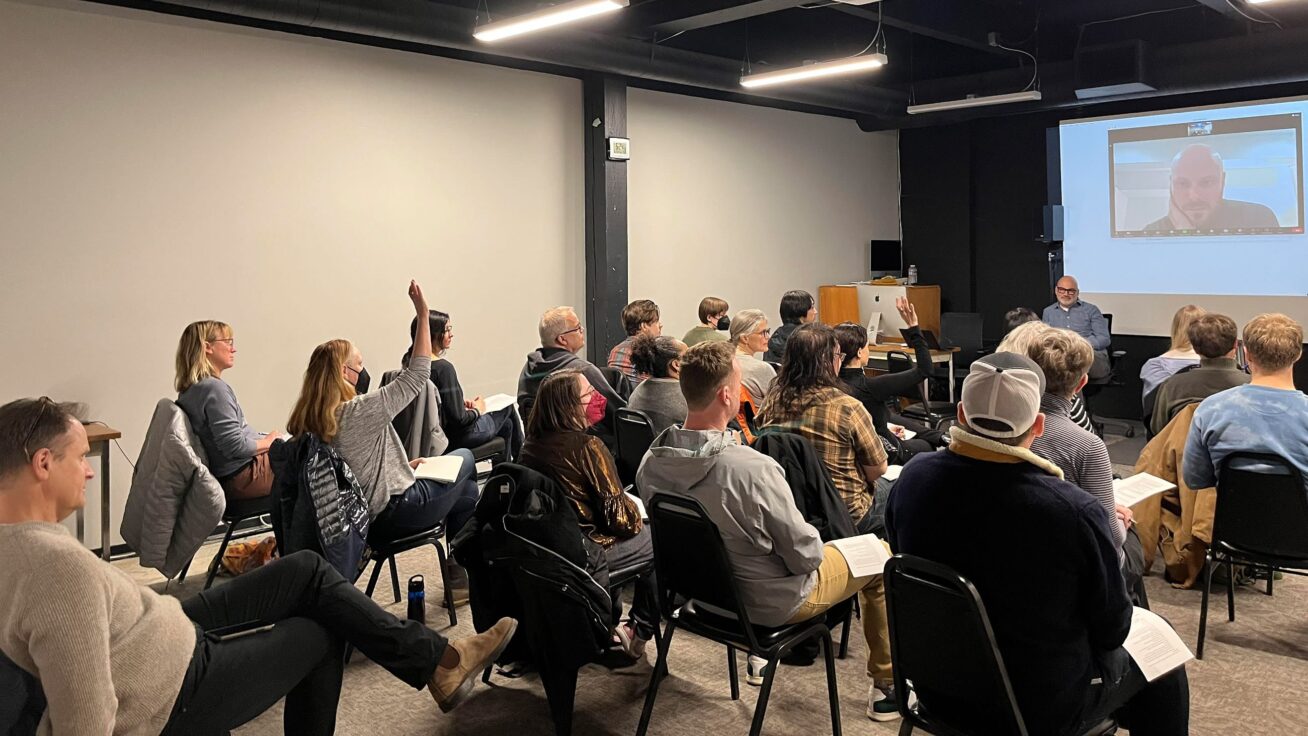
[287,281,479,546]
[833,298,947,465]
[517,306,626,421]
[1140,305,1206,398]
[626,335,688,434]
[410,309,522,461]
[175,321,281,500]
[608,299,663,383]
[728,309,777,408]
[519,369,657,659]
[764,290,817,364]
[682,297,731,347]
[0,397,518,733]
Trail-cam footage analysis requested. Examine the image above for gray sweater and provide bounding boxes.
[637,427,823,626]
[626,378,688,434]
[335,354,430,517]
[176,377,260,478]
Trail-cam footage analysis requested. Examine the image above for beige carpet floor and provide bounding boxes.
[121,534,1308,736]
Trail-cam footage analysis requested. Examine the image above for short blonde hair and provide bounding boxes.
[1026,329,1094,398]
[995,320,1051,356]
[174,320,231,392]
[680,341,737,410]
[729,309,767,345]
[1169,305,1206,351]
[1243,313,1304,372]
[539,307,578,346]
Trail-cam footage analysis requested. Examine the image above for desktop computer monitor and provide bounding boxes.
[870,240,902,278]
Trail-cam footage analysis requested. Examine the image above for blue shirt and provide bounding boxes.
[1042,300,1111,351]
[1184,384,1308,489]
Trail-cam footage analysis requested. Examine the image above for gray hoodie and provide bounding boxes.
[636,427,824,626]
[517,347,627,419]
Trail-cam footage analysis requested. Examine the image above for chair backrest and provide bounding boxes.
[598,366,632,399]
[941,312,984,367]
[1142,363,1202,433]
[648,494,761,643]
[614,408,657,486]
[885,555,1028,736]
[1215,452,1308,561]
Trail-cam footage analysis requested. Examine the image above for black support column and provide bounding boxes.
[583,75,629,365]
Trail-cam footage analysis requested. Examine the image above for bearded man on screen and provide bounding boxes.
[1143,143,1281,231]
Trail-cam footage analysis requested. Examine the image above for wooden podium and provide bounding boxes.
[818,284,941,337]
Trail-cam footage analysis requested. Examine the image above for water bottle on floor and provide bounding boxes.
[408,575,425,624]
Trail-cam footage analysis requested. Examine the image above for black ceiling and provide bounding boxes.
[108,0,1308,127]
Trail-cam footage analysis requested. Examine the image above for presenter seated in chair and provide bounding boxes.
[0,397,518,734]
[637,340,902,721]
[1185,313,1308,490]
[1143,144,1281,232]
[1042,276,1112,381]
[174,320,282,500]
[888,353,1190,736]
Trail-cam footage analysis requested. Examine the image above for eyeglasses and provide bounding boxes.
[1055,287,1079,295]
[210,337,236,347]
[21,397,53,462]
[560,325,585,337]
[756,328,771,338]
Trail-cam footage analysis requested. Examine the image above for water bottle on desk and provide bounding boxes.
[408,575,425,624]
[907,264,919,285]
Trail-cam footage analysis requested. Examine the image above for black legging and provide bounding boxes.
[162,551,447,736]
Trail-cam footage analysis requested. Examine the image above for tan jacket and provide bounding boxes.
[1132,403,1215,588]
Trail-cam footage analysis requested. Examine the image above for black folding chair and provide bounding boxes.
[363,524,458,626]
[940,312,987,376]
[1197,452,1308,659]
[885,554,1117,736]
[180,494,274,590]
[886,350,952,428]
[1082,314,1134,438]
[614,408,657,487]
[637,495,842,736]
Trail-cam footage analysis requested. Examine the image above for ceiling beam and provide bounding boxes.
[640,0,814,35]
[832,1,1017,56]
[1189,0,1247,19]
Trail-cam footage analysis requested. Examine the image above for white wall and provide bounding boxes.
[0,0,584,548]
[627,88,900,339]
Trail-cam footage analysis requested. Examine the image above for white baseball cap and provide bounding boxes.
[960,353,1046,439]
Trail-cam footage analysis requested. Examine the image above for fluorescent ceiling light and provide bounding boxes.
[474,0,628,43]
[906,90,1043,114]
[740,53,888,89]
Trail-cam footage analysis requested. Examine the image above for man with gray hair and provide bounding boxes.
[517,306,626,421]
[888,353,1189,736]
[1144,143,1280,232]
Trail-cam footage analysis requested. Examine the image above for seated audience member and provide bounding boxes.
[833,298,947,465]
[0,397,518,732]
[728,308,777,407]
[1185,313,1308,488]
[518,306,627,421]
[174,321,281,500]
[607,299,663,382]
[764,290,817,364]
[1004,306,1040,333]
[759,323,889,534]
[518,370,657,658]
[1042,275,1112,380]
[998,325,1145,594]
[1141,305,1206,398]
[637,341,901,721]
[1149,313,1249,436]
[1011,316,1096,433]
[288,282,479,548]
[682,297,730,347]
[411,309,522,461]
[626,335,688,434]
[888,353,1190,736]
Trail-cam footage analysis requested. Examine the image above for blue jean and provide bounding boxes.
[450,406,523,462]
[369,449,479,543]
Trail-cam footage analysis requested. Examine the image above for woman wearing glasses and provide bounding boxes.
[729,309,778,408]
[175,321,282,500]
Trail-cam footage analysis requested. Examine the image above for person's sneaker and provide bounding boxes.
[614,622,648,660]
[745,655,769,686]
[867,681,904,722]
[428,617,518,713]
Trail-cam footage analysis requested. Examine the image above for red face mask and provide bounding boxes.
[585,391,608,426]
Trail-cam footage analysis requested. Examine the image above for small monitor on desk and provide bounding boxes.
[870,240,902,278]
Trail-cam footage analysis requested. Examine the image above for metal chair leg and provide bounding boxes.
[838,608,852,660]
[1266,565,1275,596]
[203,522,239,590]
[434,538,457,627]
[748,654,780,736]
[364,558,384,599]
[727,646,739,700]
[899,720,915,735]
[1226,560,1236,622]
[1197,554,1213,659]
[821,631,842,736]
[178,557,193,583]
[635,621,677,736]
[388,555,402,603]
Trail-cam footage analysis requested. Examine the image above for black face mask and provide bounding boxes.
[716,315,731,331]
[353,366,371,394]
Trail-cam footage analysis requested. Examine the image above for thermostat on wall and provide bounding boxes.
[607,137,631,161]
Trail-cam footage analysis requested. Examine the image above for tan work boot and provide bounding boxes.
[428,617,518,713]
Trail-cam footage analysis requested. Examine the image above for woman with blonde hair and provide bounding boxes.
[1140,304,1206,397]
[287,281,479,545]
[175,320,281,500]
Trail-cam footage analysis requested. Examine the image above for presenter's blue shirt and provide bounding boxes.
[1042,300,1111,351]
[1184,384,1308,489]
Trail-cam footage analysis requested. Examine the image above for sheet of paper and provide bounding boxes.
[625,491,648,521]
[882,465,904,482]
[888,423,916,441]
[829,534,891,577]
[1124,607,1193,682]
[414,455,465,483]
[1113,472,1177,507]
[483,393,516,414]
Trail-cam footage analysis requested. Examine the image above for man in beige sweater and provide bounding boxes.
[0,398,516,735]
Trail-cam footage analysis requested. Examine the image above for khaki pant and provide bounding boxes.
[785,542,892,681]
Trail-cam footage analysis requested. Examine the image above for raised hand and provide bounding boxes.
[409,280,428,315]
[895,296,919,328]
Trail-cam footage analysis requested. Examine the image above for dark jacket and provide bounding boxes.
[516,347,627,420]
[763,322,800,364]
[269,434,371,582]
[1147,357,1249,436]
[840,326,938,463]
[751,430,857,542]
[887,433,1131,736]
